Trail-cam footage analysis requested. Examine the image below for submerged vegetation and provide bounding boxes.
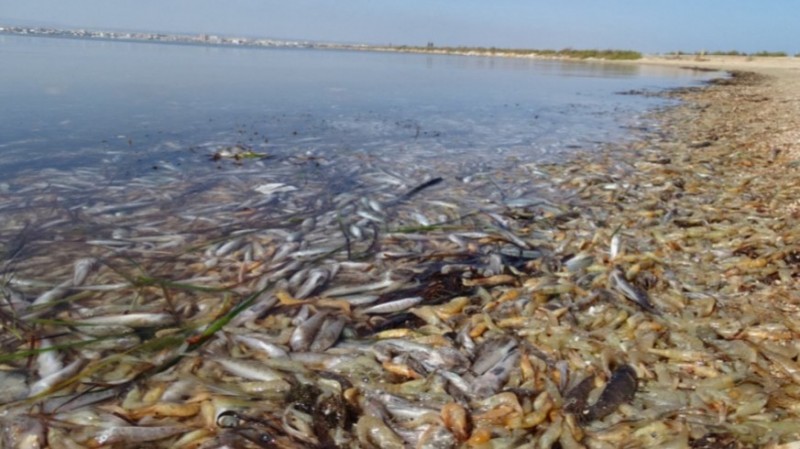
[387,45,643,60]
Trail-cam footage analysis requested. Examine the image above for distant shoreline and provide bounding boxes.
[4,24,800,76]
[5,24,796,65]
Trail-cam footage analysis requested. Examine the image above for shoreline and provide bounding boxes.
[569,59,800,445]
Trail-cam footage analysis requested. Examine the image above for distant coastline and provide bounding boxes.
[0,24,322,50]
[0,24,642,61]
[2,24,797,64]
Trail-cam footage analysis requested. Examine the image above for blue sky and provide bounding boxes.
[1,0,797,53]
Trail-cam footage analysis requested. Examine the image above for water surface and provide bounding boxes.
[0,35,720,265]
[1,35,714,179]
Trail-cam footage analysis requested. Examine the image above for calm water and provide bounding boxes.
[0,35,715,179]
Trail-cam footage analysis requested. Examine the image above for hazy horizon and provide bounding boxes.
[1,1,798,54]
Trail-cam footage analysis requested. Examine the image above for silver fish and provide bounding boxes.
[361,296,423,314]
[471,349,520,399]
[309,316,346,352]
[214,357,284,382]
[609,268,659,314]
[72,257,97,286]
[290,311,329,351]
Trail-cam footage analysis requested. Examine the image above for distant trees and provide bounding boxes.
[386,45,643,60]
[668,50,789,57]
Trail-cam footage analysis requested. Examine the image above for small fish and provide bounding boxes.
[29,358,85,397]
[349,224,364,240]
[368,199,384,213]
[322,276,396,297]
[215,358,284,382]
[357,210,385,223]
[564,252,594,273]
[309,316,346,352]
[362,296,423,314]
[294,268,329,299]
[30,280,72,308]
[582,364,638,422]
[72,257,97,286]
[78,426,186,447]
[233,334,290,358]
[290,311,329,351]
[76,313,176,328]
[471,349,520,399]
[610,233,622,260]
[36,339,63,378]
[609,268,659,314]
[470,337,518,375]
[214,238,243,257]
[373,339,469,374]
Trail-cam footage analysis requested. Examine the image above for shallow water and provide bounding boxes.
[0,34,718,271]
[1,35,714,177]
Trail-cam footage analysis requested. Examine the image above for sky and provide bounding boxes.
[1,0,798,54]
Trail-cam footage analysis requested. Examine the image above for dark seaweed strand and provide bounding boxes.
[398,177,444,202]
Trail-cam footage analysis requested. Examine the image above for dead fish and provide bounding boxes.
[214,357,284,382]
[214,238,243,257]
[72,257,97,286]
[609,268,659,314]
[30,280,72,308]
[290,311,329,351]
[309,316,346,352]
[367,391,438,420]
[29,358,86,397]
[321,275,396,297]
[610,233,622,260]
[471,349,520,399]
[349,224,364,240]
[373,339,469,374]
[272,242,300,263]
[582,364,638,422]
[76,425,186,447]
[470,337,518,376]
[36,338,63,379]
[294,268,329,299]
[233,334,290,358]
[564,252,594,273]
[362,296,423,314]
[75,313,176,328]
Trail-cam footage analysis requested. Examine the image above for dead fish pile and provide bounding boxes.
[2,69,800,448]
